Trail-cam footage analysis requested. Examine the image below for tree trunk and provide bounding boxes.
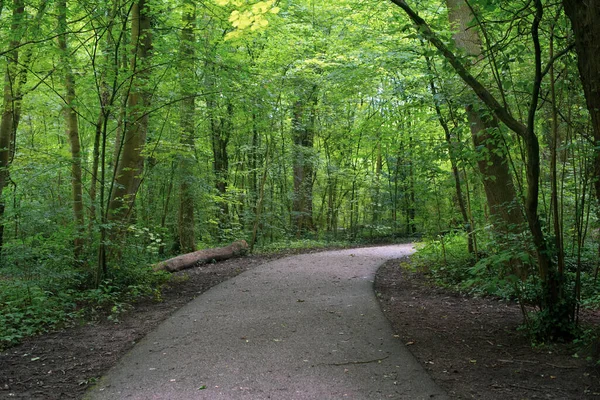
[57,0,85,258]
[563,0,600,221]
[549,30,566,276]
[249,143,270,251]
[108,0,152,222]
[154,240,248,272]
[0,0,25,255]
[292,84,318,235]
[206,65,231,232]
[445,0,525,237]
[213,102,232,229]
[94,0,121,283]
[177,0,196,253]
[468,108,524,233]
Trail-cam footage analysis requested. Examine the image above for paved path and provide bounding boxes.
[85,244,448,399]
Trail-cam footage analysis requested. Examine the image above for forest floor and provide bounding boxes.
[375,258,600,399]
[0,247,599,399]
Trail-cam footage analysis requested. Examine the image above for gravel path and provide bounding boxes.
[84,244,448,399]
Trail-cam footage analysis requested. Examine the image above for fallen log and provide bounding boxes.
[153,240,249,272]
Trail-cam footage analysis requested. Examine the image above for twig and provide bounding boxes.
[509,384,545,392]
[546,363,578,369]
[14,377,35,385]
[326,355,389,366]
[509,384,568,395]
[498,359,539,364]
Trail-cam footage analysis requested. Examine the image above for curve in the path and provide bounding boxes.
[85,244,448,400]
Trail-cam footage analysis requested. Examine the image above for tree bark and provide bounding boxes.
[154,240,248,272]
[292,84,318,235]
[563,0,600,218]
[108,0,152,222]
[468,108,524,233]
[0,0,25,255]
[57,0,85,257]
[177,0,196,253]
[206,66,231,231]
[445,0,525,237]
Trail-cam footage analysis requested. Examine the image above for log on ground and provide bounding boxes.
[154,240,249,272]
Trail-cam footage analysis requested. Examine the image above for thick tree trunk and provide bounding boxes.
[292,84,318,235]
[58,0,85,257]
[108,0,152,222]
[467,108,524,233]
[563,1,600,216]
[154,240,248,272]
[177,0,196,253]
[446,0,524,236]
[563,2,600,342]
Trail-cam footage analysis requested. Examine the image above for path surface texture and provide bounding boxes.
[85,244,448,400]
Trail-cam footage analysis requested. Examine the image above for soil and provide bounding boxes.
[375,257,600,399]
[1,249,599,400]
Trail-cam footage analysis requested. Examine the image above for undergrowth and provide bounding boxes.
[412,232,600,351]
[0,234,171,351]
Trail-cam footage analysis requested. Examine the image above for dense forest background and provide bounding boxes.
[1,0,599,347]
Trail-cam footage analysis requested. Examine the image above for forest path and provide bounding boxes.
[84,244,448,400]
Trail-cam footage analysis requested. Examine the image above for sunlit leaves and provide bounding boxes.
[213,0,280,40]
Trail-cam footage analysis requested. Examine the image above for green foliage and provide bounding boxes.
[572,328,600,365]
[0,224,171,350]
[413,232,475,286]
[413,231,600,342]
[0,280,74,349]
[461,250,536,298]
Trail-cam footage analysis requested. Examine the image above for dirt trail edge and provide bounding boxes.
[84,244,448,400]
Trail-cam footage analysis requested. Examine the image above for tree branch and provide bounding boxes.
[388,0,528,138]
[541,42,575,79]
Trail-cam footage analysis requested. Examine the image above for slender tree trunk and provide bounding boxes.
[402,116,416,235]
[160,162,175,255]
[549,30,566,275]
[204,62,231,233]
[372,139,383,229]
[292,84,318,235]
[212,101,231,230]
[425,58,474,252]
[0,0,25,255]
[89,114,102,229]
[249,111,260,228]
[407,143,416,234]
[250,143,270,251]
[93,0,122,283]
[177,0,196,253]
[108,0,152,223]
[57,0,85,258]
